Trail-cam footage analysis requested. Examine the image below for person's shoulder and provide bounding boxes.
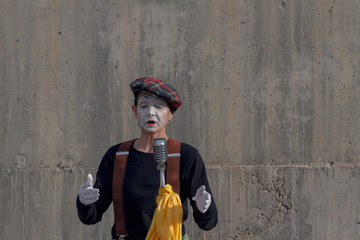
[100,139,134,163]
[107,139,135,152]
[177,141,205,168]
[178,141,199,157]
[180,141,196,151]
[105,143,121,154]
[102,139,133,159]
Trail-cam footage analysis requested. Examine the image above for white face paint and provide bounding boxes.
[134,93,173,134]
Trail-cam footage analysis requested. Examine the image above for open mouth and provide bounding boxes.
[147,120,156,126]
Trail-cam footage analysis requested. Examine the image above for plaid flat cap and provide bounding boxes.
[130,77,182,111]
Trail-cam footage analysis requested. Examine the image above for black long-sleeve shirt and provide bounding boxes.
[77,141,217,239]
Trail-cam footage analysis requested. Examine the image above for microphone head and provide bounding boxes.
[153,138,168,165]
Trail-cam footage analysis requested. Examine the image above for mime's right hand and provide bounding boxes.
[78,173,100,205]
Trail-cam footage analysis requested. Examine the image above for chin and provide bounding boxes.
[142,128,160,134]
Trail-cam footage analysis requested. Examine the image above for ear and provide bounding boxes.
[132,105,137,118]
[168,112,173,121]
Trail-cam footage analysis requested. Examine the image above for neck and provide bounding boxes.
[134,131,169,153]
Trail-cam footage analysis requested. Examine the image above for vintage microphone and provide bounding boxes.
[153,138,168,187]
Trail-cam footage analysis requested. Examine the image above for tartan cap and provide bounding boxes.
[130,77,182,112]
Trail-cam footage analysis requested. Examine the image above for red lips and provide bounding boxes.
[147,120,155,126]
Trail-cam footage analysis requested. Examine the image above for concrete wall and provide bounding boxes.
[1,0,359,239]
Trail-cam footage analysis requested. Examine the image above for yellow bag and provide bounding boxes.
[145,184,183,240]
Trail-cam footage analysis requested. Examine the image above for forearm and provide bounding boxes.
[192,199,218,230]
[76,196,101,225]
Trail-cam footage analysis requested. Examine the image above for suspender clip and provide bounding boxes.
[116,234,127,239]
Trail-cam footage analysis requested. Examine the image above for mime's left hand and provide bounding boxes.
[192,185,211,213]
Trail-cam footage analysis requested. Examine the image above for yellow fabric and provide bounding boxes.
[145,184,183,240]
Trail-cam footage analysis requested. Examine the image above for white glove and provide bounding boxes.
[192,185,211,213]
[78,173,100,205]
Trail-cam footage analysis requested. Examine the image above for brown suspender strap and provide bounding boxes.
[166,138,181,195]
[113,139,135,237]
[112,138,181,236]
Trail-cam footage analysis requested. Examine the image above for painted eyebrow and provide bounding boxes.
[138,95,150,101]
[138,95,150,103]
[140,95,150,99]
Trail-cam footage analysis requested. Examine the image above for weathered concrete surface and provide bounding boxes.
[192,165,360,240]
[1,0,360,239]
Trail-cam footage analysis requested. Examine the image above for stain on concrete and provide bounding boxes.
[15,154,27,169]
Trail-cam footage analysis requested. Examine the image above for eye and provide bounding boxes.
[156,103,168,109]
[139,103,148,109]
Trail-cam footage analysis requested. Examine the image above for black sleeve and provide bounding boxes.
[180,143,218,230]
[76,144,119,225]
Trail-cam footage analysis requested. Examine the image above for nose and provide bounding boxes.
[148,106,156,116]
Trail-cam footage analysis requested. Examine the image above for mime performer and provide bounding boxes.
[76,77,218,239]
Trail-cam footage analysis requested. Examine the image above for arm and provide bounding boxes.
[181,145,218,230]
[76,144,119,225]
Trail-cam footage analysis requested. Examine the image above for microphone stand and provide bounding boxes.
[158,162,166,187]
